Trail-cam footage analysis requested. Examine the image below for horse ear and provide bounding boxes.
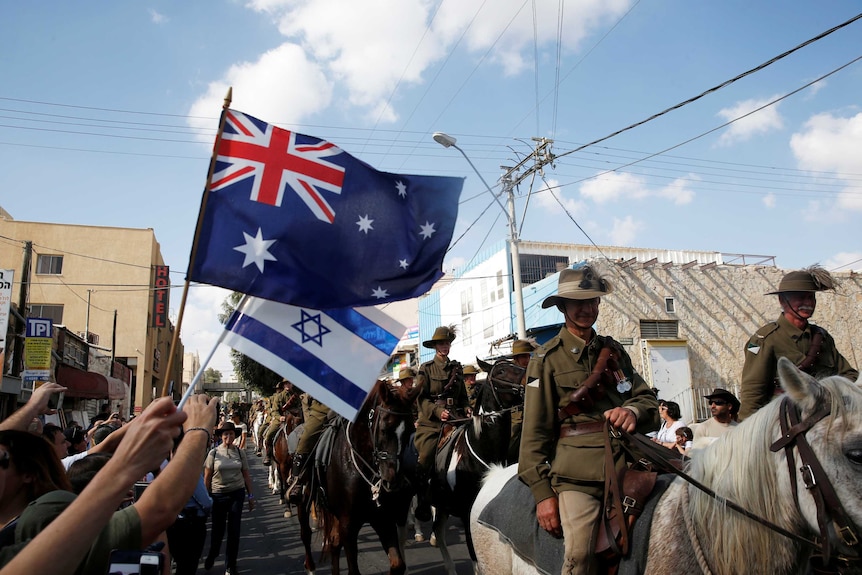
[777,356,823,410]
[477,357,493,372]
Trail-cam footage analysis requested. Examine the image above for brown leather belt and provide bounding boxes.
[434,399,454,407]
[559,421,605,438]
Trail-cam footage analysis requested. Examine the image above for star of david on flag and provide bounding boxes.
[187,108,463,310]
[223,295,406,421]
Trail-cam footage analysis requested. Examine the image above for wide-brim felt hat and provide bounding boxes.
[462,364,479,375]
[542,266,613,309]
[703,388,740,409]
[422,325,457,348]
[396,367,417,381]
[767,266,835,295]
[511,339,536,356]
[215,421,237,435]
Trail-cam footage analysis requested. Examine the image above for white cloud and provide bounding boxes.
[609,215,643,246]
[579,172,695,205]
[762,193,776,208]
[716,97,784,146]
[804,79,826,100]
[187,43,332,136]
[791,112,862,213]
[655,176,696,205]
[240,0,633,117]
[444,256,467,274]
[149,9,167,24]
[534,178,585,214]
[823,252,862,273]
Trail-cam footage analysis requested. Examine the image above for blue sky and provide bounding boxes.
[2,1,860,380]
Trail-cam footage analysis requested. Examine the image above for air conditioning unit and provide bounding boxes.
[87,332,100,345]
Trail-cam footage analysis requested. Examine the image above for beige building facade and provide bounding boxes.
[0,214,184,417]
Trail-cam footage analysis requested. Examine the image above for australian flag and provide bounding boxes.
[188,109,464,310]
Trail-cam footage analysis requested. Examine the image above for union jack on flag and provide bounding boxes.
[211,110,345,223]
[188,107,464,310]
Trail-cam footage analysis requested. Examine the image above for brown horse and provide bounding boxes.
[272,412,302,515]
[296,380,421,575]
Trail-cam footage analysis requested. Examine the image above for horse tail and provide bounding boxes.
[317,502,338,559]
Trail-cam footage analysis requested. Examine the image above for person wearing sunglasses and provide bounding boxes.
[692,388,739,445]
[739,266,857,420]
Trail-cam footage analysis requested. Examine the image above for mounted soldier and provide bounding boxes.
[413,325,469,521]
[740,265,858,420]
[261,380,292,466]
[518,264,658,575]
[286,393,332,503]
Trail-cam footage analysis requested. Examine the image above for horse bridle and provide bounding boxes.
[769,397,861,568]
[619,396,862,571]
[343,403,413,504]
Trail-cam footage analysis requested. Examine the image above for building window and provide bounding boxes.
[496,270,504,300]
[665,297,676,314]
[462,317,472,345]
[29,304,63,325]
[461,288,473,316]
[519,253,570,285]
[483,310,494,338]
[36,254,64,275]
[480,279,489,307]
[639,320,679,339]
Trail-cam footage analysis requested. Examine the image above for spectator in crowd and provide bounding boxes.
[0,394,217,575]
[229,412,248,450]
[692,388,739,445]
[42,424,71,460]
[652,401,684,449]
[66,453,114,496]
[674,426,694,455]
[0,429,73,545]
[740,266,857,419]
[88,403,111,428]
[204,421,255,575]
[64,427,88,456]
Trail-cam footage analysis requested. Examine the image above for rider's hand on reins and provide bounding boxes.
[604,407,637,433]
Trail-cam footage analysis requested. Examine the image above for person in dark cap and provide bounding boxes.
[739,265,857,420]
[692,388,739,444]
[518,264,658,575]
[412,325,469,522]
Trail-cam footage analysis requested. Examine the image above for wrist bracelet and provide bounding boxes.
[185,427,212,445]
[247,494,254,499]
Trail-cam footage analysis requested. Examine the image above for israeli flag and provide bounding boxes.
[223,295,405,421]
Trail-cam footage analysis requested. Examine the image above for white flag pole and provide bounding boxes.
[177,294,249,410]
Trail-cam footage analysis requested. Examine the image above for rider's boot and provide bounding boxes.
[262,437,274,466]
[287,454,308,504]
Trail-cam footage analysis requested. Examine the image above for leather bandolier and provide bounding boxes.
[773,325,825,394]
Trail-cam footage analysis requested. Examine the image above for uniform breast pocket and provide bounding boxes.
[554,367,589,396]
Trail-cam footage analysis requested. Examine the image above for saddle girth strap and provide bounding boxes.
[600,420,630,557]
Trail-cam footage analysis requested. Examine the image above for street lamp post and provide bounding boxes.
[433,132,528,340]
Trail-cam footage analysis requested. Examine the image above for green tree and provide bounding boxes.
[203,367,222,385]
[219,292,283,396]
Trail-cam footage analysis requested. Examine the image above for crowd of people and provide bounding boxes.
[0,264,855,575]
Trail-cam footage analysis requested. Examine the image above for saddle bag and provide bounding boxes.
[595,422,657,567]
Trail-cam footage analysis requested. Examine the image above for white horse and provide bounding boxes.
[470,358,862,574]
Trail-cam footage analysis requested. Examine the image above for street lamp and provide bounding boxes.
[433,132,528,340]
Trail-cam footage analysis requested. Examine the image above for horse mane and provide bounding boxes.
[686,373,861,574]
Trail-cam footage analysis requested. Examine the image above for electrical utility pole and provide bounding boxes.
[501,137,555,339]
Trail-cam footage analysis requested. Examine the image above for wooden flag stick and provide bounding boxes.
[160,87,233,398]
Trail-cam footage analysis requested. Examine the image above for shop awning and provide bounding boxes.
[57,365,127,400]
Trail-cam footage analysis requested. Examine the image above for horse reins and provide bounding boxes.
[769,398,861,567]
[617,428,821,550]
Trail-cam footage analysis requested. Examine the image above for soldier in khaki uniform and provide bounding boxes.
[518,265,659,575]
[413,325,469,521]
[462,364,479,408]
[740,266,858,420]
[507,339,535,463]
[261,380,292,465]
[286,393,332,503]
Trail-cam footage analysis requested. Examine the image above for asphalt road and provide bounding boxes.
[200,446,475,574]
